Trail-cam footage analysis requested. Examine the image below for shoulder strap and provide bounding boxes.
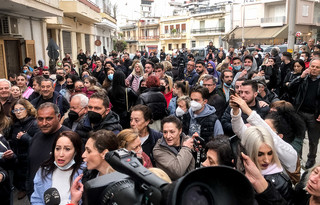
[125,88,129,112]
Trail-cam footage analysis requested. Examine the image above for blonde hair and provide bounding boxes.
[131,63,144,77]
[117,129,139,149]
[162,61,172,71]
[149,168,172,183]
[242,126,281,170]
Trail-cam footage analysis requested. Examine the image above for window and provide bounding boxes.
[165,26,168,34]
[192,41,196,48]
[302,5,309,17]
[176,24,180,33]
[170,25,174,31]
[127,31,130,37]
[182,23,186,33]
[182,43,186,49]
[168,44,172,50]
[200,20,205,29]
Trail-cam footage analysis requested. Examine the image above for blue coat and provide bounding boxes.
[31,165,84,205]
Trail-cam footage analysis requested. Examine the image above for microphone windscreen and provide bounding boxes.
[44,187,61,205]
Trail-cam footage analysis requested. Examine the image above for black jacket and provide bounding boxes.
[77,53,87,65]
[10,117,39,189]
[108,87,138,116]
[92,67,106,85]
[207,90,227,119]
[75,112,123,143]
[0,166,10,205]
[290,76,320,117]
[221,99,270,136]
[136,87,168,121]
[142,127,162,166]
[256,89,280,105]
[31,91,70,116]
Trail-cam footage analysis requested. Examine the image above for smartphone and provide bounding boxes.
[230,88,236,96]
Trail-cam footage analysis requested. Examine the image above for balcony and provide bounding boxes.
[59,0,101,23]
[160,33,187,39]
[190,6,225,16]
[260,16,286,27]
[120,36,138,42]
[0,0,63,18]
[139,36,160,41]
[191,27,225,35]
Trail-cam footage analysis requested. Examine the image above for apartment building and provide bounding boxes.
[226,0,320,47]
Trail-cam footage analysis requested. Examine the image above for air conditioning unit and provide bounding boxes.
[1,16,19,35]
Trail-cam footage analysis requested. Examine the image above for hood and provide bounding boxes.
[188,104,216,119]
[101,111,120,125]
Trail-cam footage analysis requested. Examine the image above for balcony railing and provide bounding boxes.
[191,6,225,15]
[160,33,187,39]
[120,36,138,41]
[261,16,286,24]
[78,0,100,13]
[191,27,225,34]
[139,36,159,40]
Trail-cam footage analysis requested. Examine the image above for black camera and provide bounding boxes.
[84,149,255,205]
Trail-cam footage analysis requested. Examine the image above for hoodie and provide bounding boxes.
[187,104,224,140]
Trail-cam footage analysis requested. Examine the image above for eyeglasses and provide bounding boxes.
[203,84,214,87]
[12,108,26,113]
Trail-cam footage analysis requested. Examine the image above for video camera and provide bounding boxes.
[84,149,255,205]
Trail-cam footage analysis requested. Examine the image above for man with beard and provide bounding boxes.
[184,60,198,86]
[63,93,88,132]
[28,103,70,196]
[92,58,105,84]
[195,60,208,83]
[216,69,233,102]
[28,76,45,102]
[123,52,133,76]
[54,68,67,92]
[75,91,122,142]
[221,80,270,136]
[31,79,69,116]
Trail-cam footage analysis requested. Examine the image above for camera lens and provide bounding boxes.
[180,183,214,205]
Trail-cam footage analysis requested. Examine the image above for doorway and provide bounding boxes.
[5,40,21,75]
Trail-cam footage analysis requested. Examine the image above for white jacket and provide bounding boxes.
[231,109,298,173]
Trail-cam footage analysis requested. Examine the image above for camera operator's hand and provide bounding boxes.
[183,137,194,150]
[230,95,252,116]
[192,132,202,151]
[241,153,268,194]
[229,95,240,115]
[70,174,83,205]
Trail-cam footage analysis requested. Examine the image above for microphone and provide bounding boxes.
[44,188,60,205]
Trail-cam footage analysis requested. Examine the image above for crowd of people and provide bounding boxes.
[0,39,320,204]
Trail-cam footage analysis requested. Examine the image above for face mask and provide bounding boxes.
[233,65,241,71]
[140,87,147,93]
[159,85,166,92]
[207,68,214,73]
[299,50,302,54]
[43,74,50,79]
[88,111,102,124]
[57,62,62,66]
[199,80,203,86]
[11,81,17,86]
[255,55,258,58]
[244,66,251,71]
[224,82,232,88]
[173,56,177,58]
[93,53,97,56]
[176,107,186,117]
[56,74,64,81]
[300,57,305,61]
[66,84,74,90]
[68,110,80,121]
[190,100,202,112]
[108,74,113,81]
[54,158,75,171]
[23,70,27,74]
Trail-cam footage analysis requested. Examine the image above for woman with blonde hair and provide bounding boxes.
[230,93,295,202]
[126,62,144,92]
[117,129,152,168]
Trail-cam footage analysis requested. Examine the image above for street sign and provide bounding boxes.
[296,31,302,37]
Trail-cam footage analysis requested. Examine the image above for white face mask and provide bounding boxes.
[300,56,305,61]
[175,106,186,117]
[255,55,258,58]
[54,157,76,171]
[190,100,202,112]
[244,66,251,71]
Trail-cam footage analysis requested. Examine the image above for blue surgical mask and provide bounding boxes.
[233,65,241,71]
[108,73,114,81]
[199,80,203,86]
[54,157,76,171]
[23,70,27,74]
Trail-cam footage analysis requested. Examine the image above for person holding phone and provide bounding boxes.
[153,116,195,180]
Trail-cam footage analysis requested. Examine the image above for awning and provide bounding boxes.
[224,25,288,40]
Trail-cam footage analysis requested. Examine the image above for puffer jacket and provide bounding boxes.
[153,133,195,181]
[136,87,168,120]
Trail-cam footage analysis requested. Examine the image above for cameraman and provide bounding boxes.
[153,116,195,181]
